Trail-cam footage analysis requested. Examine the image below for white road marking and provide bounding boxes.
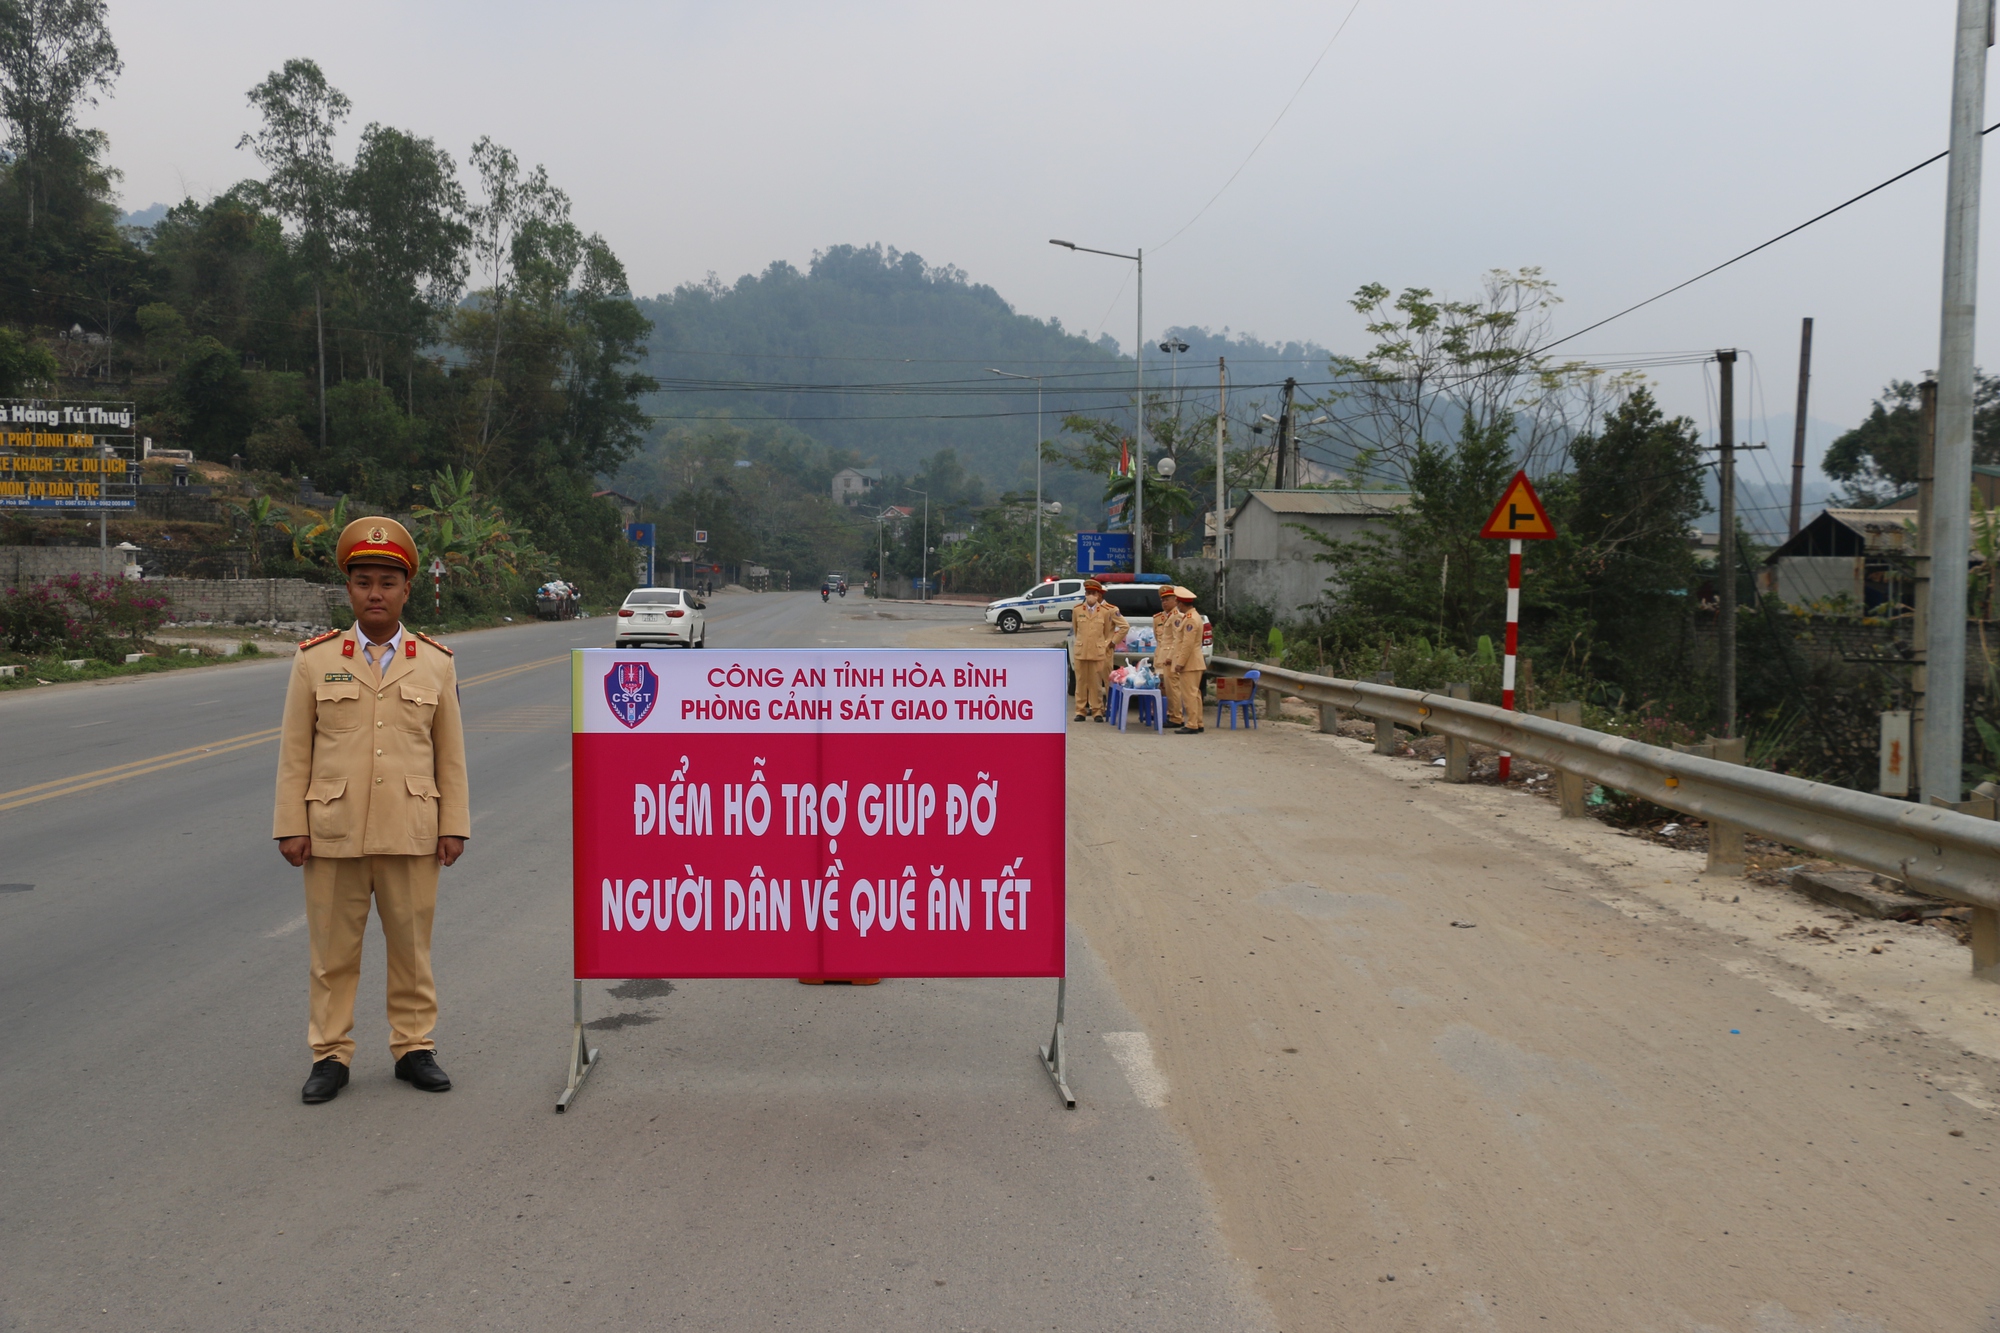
[1102,1031,1169,1108]
[265,914,307,939]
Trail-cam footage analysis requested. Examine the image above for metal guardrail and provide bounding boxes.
[1209,656,2000,914]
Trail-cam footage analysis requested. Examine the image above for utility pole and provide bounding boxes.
[1914,378,1940,794]
[1215,357,1228,615]
[1717,349,1739,739]
[1925,0,1990,806]
[1789,317,1814,538]
[1047,240,1144,572]
[1275,377,1297,489]
[1134,248,1145,574]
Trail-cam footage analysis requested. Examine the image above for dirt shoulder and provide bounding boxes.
[1063,710,1997,1331]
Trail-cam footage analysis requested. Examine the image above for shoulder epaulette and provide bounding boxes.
[412,630,453,656]
[298,628,343,650]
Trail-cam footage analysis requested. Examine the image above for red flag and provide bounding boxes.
[1119,438,1129,477]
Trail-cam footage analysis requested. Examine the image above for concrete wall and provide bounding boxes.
[1225,558,1338,622]
[1224,512,1397,621]
[152,578,347,626]
[0,546,133,583]
[1772,555,1865,608]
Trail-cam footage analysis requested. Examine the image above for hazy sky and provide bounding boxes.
[95,0,1998,502]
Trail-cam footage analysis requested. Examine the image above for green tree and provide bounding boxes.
[1545,387,1706,694]
[343,123,468,403]
[239,58,350,450]
[0,0,118,233]
[173,335,254,460]
[1316,270,1617,487]
[1821,374,2000,506]
[0,323,55,393]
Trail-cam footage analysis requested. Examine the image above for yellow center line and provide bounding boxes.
[461,654,571,689]
[0,651,571,815]
[0,727,284,803]
[0,735,285,813]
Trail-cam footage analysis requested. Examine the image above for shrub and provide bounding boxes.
[0,576,169,658]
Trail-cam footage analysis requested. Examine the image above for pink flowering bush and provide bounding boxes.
[0,575,169,658]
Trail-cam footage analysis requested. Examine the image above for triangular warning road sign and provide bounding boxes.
[1480,470,1556,540]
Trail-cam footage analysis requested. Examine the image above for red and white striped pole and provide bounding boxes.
[1499,537,1521,782]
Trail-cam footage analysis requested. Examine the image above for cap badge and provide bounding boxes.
[368,525,387,543]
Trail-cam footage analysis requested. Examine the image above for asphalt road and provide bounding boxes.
[0,593,1270,1332]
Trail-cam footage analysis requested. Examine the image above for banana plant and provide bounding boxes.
[229,494,285,576]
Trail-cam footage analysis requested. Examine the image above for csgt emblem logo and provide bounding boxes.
[604,661,660,728]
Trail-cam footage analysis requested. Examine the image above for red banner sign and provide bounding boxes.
[570,648,1067,979]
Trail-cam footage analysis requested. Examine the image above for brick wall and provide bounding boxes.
[0,546,135,583]
[150,577,347,626]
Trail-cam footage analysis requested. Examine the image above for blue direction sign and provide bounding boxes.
[1075,532,1133,574]
[626,522,655,547]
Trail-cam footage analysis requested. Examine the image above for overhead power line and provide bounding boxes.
[1541,119,2000,354]
[1153,0,1365,253]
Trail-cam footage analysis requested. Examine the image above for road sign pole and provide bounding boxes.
[1479,471,1556,784]
[1500,538,1522,781]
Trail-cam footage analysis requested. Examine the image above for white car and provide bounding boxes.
[984,578,1086,634]
[615,587,707,648]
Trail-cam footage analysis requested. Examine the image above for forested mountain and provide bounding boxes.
[631,243,1322,487]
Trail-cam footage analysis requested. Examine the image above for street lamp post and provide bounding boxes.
[1158,337,1188,418]
[905,486,930,602]
[1051,239,1145,575]
[988,368,1044,580]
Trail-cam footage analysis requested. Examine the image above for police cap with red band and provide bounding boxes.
[335,516,418,574]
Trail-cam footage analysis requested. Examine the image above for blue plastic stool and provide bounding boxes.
[1215,669,1260,730]
[1117,687,1165,734]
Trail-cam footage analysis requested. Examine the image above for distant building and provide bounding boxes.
[1223,489,1411,619]
[1758,503,1918,613]
[833,467,882,506]
[594,489,641,526]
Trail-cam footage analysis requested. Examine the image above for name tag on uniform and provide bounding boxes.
[324,671,355,682]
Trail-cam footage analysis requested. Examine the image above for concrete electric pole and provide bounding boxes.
[1717,349,1739,739]
[1923,0,1991,805]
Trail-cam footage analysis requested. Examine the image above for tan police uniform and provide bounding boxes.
[1070,585,1127,720]
[1152,597,1183,726]
[1169,590,1207,730]
[273,521,469,1066]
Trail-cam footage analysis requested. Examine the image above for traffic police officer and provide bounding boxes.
[1152,586,1184,728]
[1170,587,1207,733]
[274,517,468,1104]
[1070,578,1127,721]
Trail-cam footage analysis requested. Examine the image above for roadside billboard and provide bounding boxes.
[0,400,136,510]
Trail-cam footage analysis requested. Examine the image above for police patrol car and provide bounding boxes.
[983,577,1087,634]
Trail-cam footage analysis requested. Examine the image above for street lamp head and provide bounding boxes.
[1159,339,1188,354]
[1046,501,1062,516]
[1155,456,1177,478]
[1049,239,1076,250]
[1260,413,1279,424]
[1303,415,1329,427]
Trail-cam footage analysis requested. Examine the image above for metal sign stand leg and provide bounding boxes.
[1039,975,1075,1108]
[556,978,600,1113]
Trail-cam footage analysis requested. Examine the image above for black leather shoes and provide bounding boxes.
[394,1049,452,1092]
[302,1058,349,1104]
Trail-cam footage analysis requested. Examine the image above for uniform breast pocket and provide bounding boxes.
[314,680,363,731]
[397,682,439,732]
